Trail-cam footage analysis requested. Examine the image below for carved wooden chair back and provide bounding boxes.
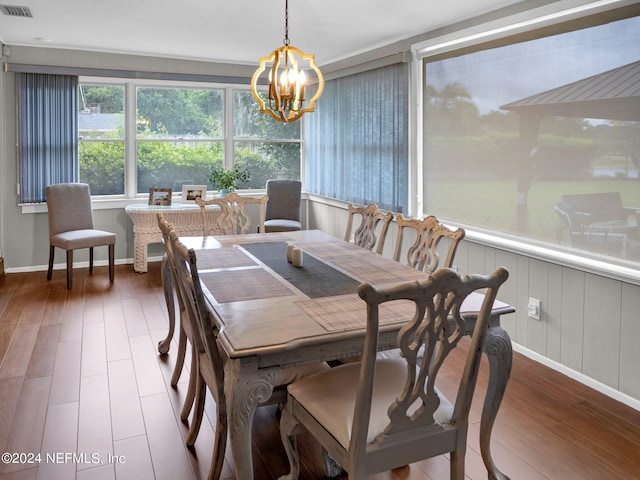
[393,214,465,274]
[279,267,509,480]
[344,203,394,255]
[168,226,228,480]
[196,192,268,235]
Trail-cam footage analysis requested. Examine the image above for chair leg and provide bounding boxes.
[172,323,188,388]
[89,247,94,273]
[66,250,73,289]
[279,406,304,480]
[207,393,228,480]
[186,370,206,447]
[47,245,55,280]
[180,345,197,420]
[108,244,115,282]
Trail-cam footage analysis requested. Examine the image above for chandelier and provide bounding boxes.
[250,0,324,123]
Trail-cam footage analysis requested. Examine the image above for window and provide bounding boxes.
[233,90,301,188]
[136,86,224,193]
[304,63,409,212]
[420,13,640,266]
[74,80,301,198]
[79,84,125,195]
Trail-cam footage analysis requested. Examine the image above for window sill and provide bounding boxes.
[464,228,640,287]
[20,188,281,214]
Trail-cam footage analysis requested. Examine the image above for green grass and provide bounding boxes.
[425,179,640,246]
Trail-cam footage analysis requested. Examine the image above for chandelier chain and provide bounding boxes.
[283,0,290,46]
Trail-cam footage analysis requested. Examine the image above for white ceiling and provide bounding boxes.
[0,0,521,66]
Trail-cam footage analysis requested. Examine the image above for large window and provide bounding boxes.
[76,80,301,197]
[421,13,640,266]
[136,86,224,193]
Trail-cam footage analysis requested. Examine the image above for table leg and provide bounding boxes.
[157,255,175,355]
[225,361,278,480]
[480,325,512,480]
[133,235,148,273]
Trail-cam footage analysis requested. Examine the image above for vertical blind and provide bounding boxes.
[304,63,409,213]
[18,73,78,203]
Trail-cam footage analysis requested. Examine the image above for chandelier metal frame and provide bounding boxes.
[250,0,324,123]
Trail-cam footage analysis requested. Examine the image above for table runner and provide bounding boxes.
[241,242,362,299]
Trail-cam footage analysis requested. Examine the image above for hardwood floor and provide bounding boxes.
[1,263,639,480]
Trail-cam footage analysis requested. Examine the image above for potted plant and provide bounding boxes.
[207,165,251,197]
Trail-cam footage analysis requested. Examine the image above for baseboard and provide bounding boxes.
[4,256,164,274]
[512,342,640,412]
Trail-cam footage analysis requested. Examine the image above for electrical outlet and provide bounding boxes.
[528,297,541,321]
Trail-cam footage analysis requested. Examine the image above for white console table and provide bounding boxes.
[125,203,222,272]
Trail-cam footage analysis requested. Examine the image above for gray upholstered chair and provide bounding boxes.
[45,183,116,289]
[263,179,302,232]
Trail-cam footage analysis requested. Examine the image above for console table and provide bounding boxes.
[125,203,222,272]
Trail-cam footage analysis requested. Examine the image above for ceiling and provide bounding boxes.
[0,0,521,66]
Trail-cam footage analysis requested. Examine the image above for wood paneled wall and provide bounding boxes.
[306,197,640,407]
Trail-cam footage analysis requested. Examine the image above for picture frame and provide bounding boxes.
[181,184,207,204]
[148,188,172,206]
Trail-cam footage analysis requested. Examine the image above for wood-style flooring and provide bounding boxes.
[1,263,639,480]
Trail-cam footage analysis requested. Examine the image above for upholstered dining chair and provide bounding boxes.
[45,182,116,289]
[344,203,393,255]
[162,219,328,479]
[263,179,302,232]
[393,214,465,274]
[196,192,268,236]
[279,266,509,480]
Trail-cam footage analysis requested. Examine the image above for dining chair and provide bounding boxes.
[279,266,509,480]
[166,224,228,480]
[344,203,393,255]
[157,213,199,428]
[393,214,465,274]
[163,221,328,479]
[196,192,269,236]
[263,179,302,232]
[45,182,116,289]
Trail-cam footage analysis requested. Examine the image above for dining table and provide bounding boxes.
[177,229,515,480]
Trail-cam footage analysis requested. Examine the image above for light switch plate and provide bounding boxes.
[528,297,541,320]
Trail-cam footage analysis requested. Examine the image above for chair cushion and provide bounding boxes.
[264,219,302,232]
[50,229,116,250]
[287,358,453,449]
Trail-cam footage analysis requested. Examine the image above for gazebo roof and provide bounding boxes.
[500,61,640,121]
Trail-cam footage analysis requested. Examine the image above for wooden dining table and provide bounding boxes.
[177,229,515,480]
